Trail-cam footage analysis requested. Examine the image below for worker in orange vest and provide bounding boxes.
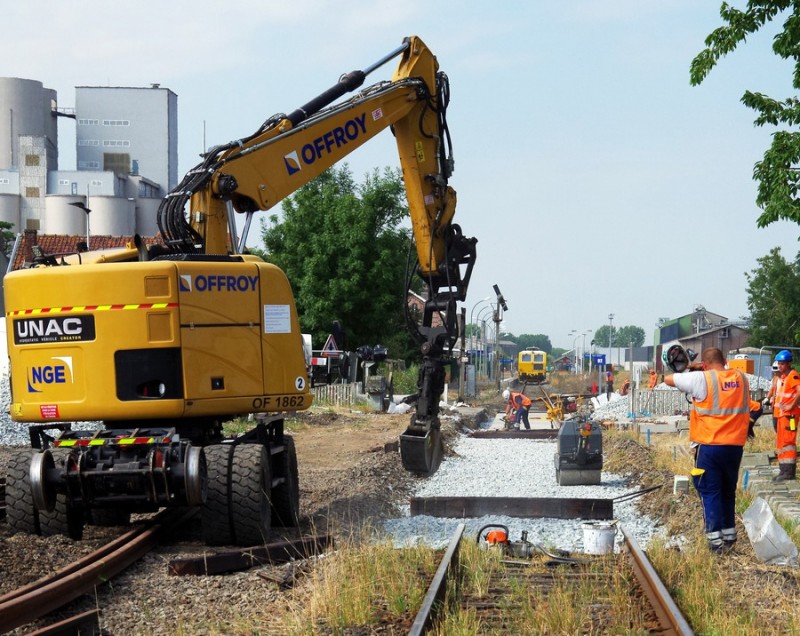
[647,369,658,389]
[764,361,781,432]
[664,347,751,554]
[604,369,613,397]
[503,389,532,430]
[772,350,800,481]
[619,378,631,396]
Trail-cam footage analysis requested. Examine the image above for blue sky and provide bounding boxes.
[5,1,800,349]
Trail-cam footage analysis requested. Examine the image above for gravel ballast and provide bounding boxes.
[384,430,666,553]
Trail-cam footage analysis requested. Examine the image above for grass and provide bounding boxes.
[281,535,438,634]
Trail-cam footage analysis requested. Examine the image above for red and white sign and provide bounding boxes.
[321,334,340,358]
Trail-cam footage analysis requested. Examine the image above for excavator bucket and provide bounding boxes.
[399,427,442,475]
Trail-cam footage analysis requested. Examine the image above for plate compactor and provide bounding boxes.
[554,419,603,486]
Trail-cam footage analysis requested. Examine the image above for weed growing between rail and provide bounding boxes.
[282,535,437,633]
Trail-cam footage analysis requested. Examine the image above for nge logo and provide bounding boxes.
[27,356,73,393]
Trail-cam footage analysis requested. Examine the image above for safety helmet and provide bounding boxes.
[775,350,793,362]
[502,389,510,401]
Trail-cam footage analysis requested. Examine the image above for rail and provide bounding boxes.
[412,523,694,634]
[0,508,195,633]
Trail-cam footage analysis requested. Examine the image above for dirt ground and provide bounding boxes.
[289,407,463,538]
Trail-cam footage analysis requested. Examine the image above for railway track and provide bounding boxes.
[410,522,694,635]
[0,507,195,634]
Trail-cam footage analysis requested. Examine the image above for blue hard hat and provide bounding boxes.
[775,350,793,362]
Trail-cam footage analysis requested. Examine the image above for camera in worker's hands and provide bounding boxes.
[666,345,698,373]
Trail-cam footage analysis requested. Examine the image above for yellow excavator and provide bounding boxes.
[3,36,476,545]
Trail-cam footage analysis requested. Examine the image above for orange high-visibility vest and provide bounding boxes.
[776,370,800,418]
[690,369,750,446]
[511,392,532,408]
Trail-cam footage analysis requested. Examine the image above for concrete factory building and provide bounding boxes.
[0,77,176,241]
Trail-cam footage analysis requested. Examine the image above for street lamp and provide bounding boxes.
[68,201,91,250]
[581,330,592,373]
[572,333,582,374]
[469,296,491,351]
[476,305,494,377]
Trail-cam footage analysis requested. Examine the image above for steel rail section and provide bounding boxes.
[621,525,694,636]
[0,508,195,634]
[412,523,693,635]
[408,522,464,636]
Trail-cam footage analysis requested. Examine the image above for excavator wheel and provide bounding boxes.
[39,448,84,540]
[6,451,40,535]
[271,436,300,527]
[202,444,234,545]
[400,427,443,475]
[230,444,272,546]
[203,443,272,546]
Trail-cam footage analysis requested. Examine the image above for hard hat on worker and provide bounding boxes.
[502,389,510,401]
[775,350,793,362]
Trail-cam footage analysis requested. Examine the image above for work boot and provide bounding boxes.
[773,464,793,482]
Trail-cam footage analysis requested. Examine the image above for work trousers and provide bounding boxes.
[692,444,743,550]
[776,415,798,465]
[514,406,530,429]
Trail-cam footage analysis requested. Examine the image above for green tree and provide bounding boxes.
[745,247,800,346]
[257,165,417,360]
[515,333,553,353]
[615,325,646,348]
[0,221,14,257]
[691,2,800,226]
[593,324,617,348]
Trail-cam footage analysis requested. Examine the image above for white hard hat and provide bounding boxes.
[502,389,510,400]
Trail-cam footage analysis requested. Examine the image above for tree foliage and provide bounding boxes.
[616,325,646,348]
[593,325,616,348]
[515,333,553,353]
[591,324,645,348]
[745,247,800,346]
[0,221,14,257]
[691,1,800,226]
[257,165,416,360]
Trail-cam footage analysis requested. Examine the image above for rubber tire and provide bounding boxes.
[230,444,271,546]
[39,448,84,540]
[271,436,300,527]
[202,444,234,546]
[6,451,40,535]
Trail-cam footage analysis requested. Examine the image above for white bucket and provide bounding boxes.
[673,475,690,494]
[582,521,616,555]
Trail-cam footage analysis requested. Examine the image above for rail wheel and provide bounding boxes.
[271,436,300,527]
[6,451,40,535]
[230,444,272,546]
[202,444,234,546]
[39,448,84,540]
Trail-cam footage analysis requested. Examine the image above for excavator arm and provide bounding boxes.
[150,36,476,474]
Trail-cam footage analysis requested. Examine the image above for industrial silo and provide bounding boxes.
[0,78,58,170]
